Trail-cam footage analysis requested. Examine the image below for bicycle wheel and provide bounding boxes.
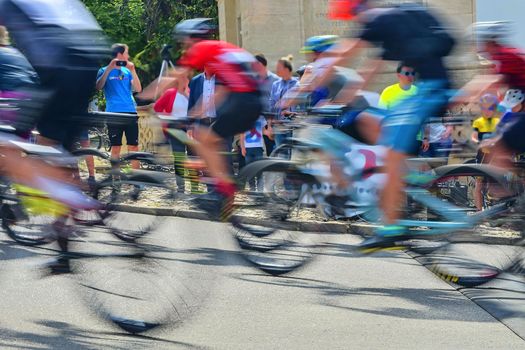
[0,192,60,246]
[270,143,293,159]
[404,164,520,256]
[89,132,103,150]
[72,148,112,185]
[93,173,175,242]
[410,164,519,220]
[233,160,324,275]
[422,231,524,287]
[70,209,213,334]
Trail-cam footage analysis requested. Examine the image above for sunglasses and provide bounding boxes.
[481,105,497,111]
[400,71,416,77]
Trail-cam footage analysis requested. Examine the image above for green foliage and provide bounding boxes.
[81,0,218,84]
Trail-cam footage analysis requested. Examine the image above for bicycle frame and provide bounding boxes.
[288,125,517,237]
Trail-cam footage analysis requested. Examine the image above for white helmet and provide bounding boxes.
[470,21,513,43]
[500,89,525,110]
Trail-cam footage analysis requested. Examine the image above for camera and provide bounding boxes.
[116,60,127,67]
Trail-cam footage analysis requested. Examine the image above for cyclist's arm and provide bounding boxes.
[454,74,504,105]
[332,58,383,104]
[138,67,189,101]
[304,39,367,91]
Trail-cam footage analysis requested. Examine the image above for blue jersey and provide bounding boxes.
[97,67,136,112]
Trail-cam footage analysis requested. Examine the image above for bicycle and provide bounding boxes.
[0,104,204,333]
[231,105,524,286]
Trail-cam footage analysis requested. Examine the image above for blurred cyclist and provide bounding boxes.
[460,22,525,101]
[458,22,525,183]
[497,89,524,135]
[300,35,349,106]
[0,0,109,273]
[294,0,456,251]
[158,18,262,221]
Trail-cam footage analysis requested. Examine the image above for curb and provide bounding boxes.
[113,205,519,244]
[113,204,354,234]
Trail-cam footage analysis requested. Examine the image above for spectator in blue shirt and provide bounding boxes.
[269,55,298,151]
[96,43,142,167]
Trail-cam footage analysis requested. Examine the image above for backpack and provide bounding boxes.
[397,6,456,60]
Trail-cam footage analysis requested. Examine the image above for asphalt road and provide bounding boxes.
[0,215,523,349]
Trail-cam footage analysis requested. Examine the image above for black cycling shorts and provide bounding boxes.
[107,113,139,146]
[34,68,99,150]
[211,91,262,139]
[501,116,525,153]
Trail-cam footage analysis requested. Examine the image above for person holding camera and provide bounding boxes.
[96,43,142,166]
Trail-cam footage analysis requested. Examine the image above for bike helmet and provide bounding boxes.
[301,35,339,54]
[500,89,525,110]
[173,18,216,41]
[479,93,498,107]
[470,21,512,43]
[328,0,368,21]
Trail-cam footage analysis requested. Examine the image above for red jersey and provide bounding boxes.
[179,40,260,93]
[490,46,525,91]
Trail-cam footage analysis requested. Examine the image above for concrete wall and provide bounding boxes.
[217,0,480,92]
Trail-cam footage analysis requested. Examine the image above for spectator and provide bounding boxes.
[187,66,234,188]
[378,63,418,109]
[154,74,199,193]
[254,53,279,156]
[240,116,269,191]
[378,63,420,152]
[472,93,500,210]
[420,120,453,159]
[269,55,298,152]
[96,43,142,168]
[188,66,216,120]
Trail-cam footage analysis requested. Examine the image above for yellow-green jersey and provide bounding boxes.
[378,84,418,110]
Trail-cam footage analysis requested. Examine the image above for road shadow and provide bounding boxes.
[164,246,251,268]
[313,241,416,263]
[233,273,513,323]
[0,320,206,349]
[0,238,58,261]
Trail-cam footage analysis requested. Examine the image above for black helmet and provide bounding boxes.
[173,18,216,41]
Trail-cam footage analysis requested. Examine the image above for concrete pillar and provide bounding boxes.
[217,0,240,46]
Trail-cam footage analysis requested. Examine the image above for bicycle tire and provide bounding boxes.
[0,200,57,246]
[421,233,524,287]
[90,133,103,150]
[69,185,215,334]
[233,160,323,275]
[408,164,519,221]
[92,172,174,242]
[270,143,293,159]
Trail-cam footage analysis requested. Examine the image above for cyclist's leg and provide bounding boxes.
[191,91,261,218]
[360,81,449,250]
[194,92,261,183]
[191,126,232,183]
[492,116,525,169]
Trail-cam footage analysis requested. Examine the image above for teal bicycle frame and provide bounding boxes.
[299,126,516,238]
